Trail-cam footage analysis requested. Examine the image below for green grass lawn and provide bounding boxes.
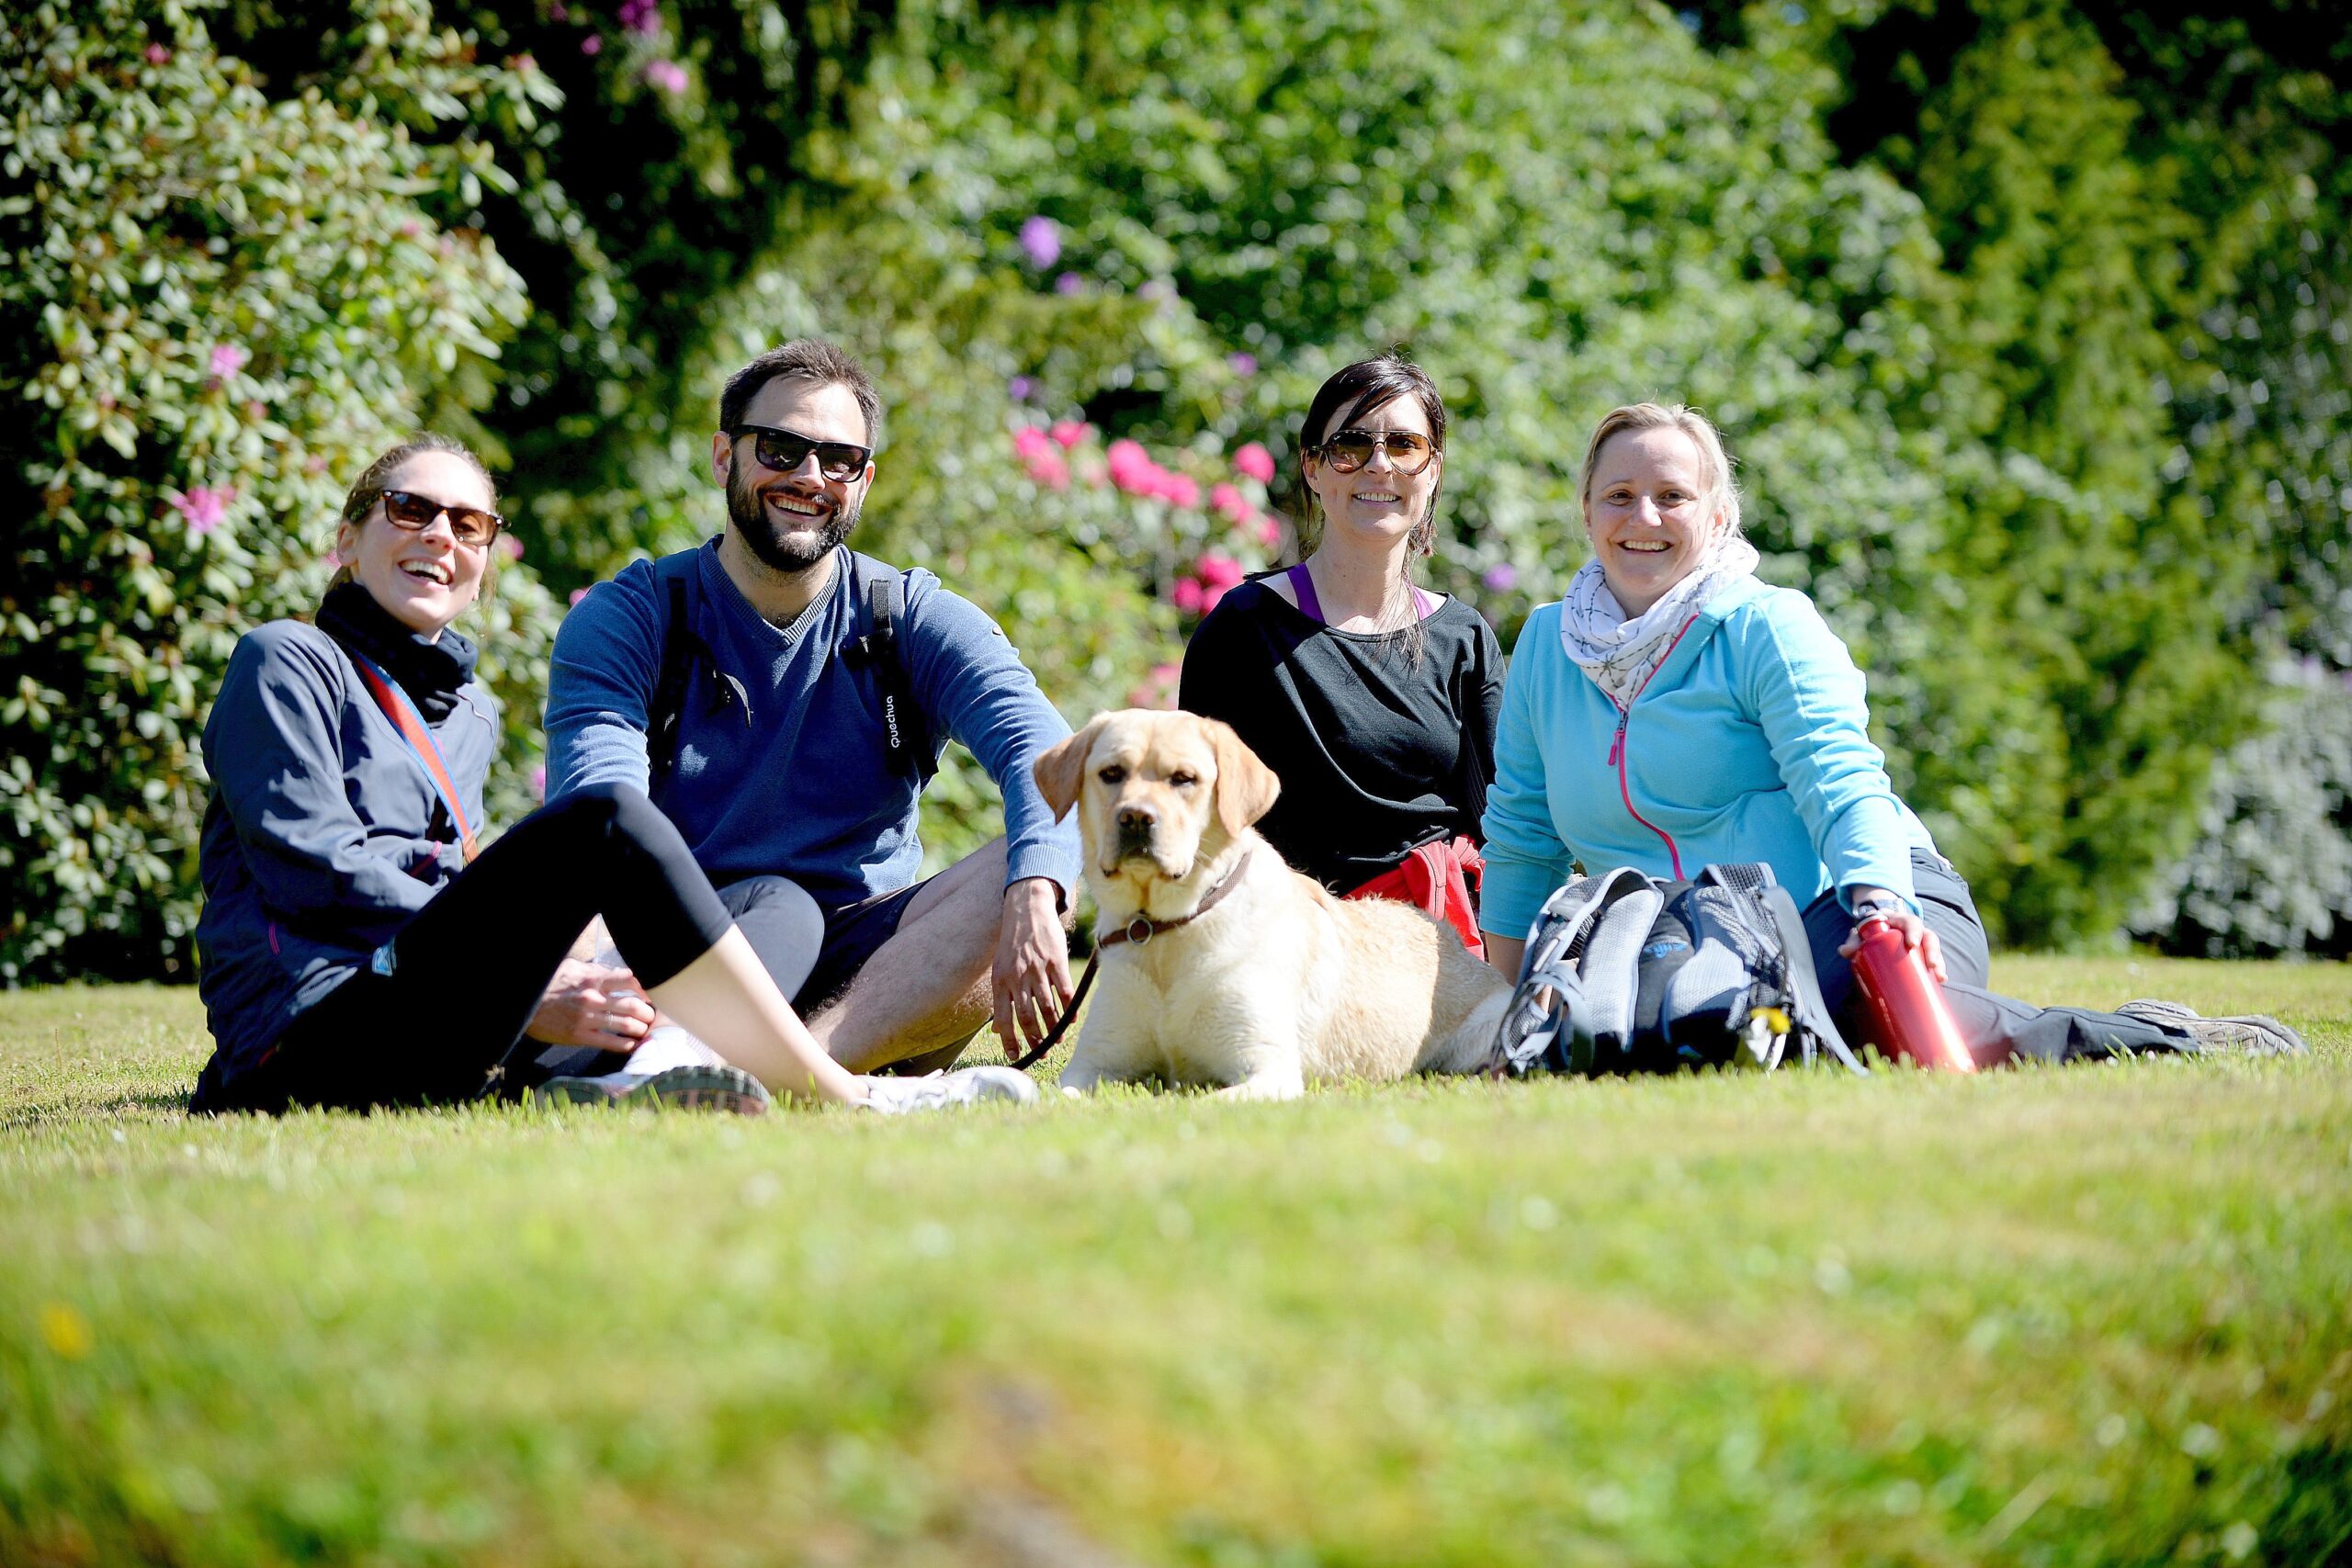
[4,958,2349,1567]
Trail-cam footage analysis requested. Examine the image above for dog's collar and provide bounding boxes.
[1100,850,1253,950]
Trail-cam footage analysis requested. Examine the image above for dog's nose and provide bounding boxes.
[1114,804,1158,850]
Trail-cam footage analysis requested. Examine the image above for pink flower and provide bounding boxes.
[1023,450,1070,490]
[1201,584,1227,614]
[570,586,591,605]
[209,343,248,378]
[581,33,602,54]
[1172,578,1204,615]
[1255,513,1283,547]
[1194,551,1244,591]
[509,52,537,73]
[1012,425,1053,461]
[1234,443,1275,484]
[1482,562,1519,593]
[1210,482,1250,523]
[1161,472,1200,510]
[644,59,687,93]
[499,533,525,561]
[1106,439,1154,495]
[1019,216,1061,269]
[530,763,548,800]
[171,486,231,535]
[1049,420,1092,449]
[1126,661,1182,711]
[618,0,660,34]
[1053,271,1084,296]
[144,43,170,64]
[1227,351,1259,377]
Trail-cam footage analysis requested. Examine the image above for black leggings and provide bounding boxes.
[1803,847,2191,1066]
[192,784,735,1114]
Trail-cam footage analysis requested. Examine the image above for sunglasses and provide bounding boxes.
[1312,428,1438,475]
[379,489,503,547]
[730,424,874,484]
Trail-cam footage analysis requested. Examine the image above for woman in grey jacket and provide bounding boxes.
[189,434,1033,1116]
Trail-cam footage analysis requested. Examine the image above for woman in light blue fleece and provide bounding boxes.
[1477,403,2299,1064]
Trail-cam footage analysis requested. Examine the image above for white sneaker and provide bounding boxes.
[859,1066,1040,1113]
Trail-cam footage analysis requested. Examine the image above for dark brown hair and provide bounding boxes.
[718,339,884,446]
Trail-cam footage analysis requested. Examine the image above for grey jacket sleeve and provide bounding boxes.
[206,625,441,938]
[900,577,1082,897]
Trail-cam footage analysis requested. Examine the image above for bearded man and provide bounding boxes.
[538,340,1079,1079]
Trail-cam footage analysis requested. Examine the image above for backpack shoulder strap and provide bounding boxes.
[1697,863,1866,1074]
[846,551,934,781]
[645,547,713,794]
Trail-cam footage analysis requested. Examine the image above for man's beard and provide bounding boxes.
[728,466,859,573]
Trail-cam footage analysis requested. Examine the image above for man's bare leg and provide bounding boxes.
[807,838,1016,1073]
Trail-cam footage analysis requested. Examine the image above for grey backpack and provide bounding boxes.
[1490,863,1864,1077]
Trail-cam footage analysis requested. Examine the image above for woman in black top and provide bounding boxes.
[1181,354,1504,952]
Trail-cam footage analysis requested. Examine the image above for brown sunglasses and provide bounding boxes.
[1311,428,1438,475]
[379,489,504,547]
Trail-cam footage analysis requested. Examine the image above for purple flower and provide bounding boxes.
[1009,375,1036,401]
[1483,562,1519,594]
[1227,351,1259,378]
[1054,271,1084,296]
[171,486,232,536]
[580,33,602,54]
[617,0,660,35]
[1019,215,1061,269]
[209,343,248,378]
[644,59,687,93]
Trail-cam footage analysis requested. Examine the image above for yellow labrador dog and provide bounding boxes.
[1034,709,1509,1100]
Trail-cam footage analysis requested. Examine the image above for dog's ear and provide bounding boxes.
[1034,715,1110,821]
[1207,719,1281,838]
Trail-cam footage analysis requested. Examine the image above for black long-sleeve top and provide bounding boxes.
[1179,574,1505,893]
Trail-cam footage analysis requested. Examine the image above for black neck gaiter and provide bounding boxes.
[315,581,479,722]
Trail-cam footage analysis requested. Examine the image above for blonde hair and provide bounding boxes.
[324,434,502,607]
[1576,402,1742,539]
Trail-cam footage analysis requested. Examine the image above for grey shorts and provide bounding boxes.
[719,874,929,1013]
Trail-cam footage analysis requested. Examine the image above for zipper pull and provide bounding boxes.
[1608,715,1626,768]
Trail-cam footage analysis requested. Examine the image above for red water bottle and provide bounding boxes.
[1850,916,1975,1072]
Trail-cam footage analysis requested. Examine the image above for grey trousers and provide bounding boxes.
[1802,848,2192,1066]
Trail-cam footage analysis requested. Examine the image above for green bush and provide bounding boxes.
[6,0,2346,976]
[0,0,562,978]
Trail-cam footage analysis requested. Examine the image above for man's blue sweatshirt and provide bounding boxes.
[545,541,1080,906]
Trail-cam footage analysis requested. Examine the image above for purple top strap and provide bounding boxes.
[1285,562,1435,626]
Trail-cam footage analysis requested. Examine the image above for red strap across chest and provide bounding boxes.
[348,655,480,863]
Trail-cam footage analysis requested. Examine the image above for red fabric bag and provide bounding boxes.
[1343,836,1487,960]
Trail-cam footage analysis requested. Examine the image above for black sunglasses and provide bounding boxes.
[380,489,503,547]
[730,424,874,483]
[1312,427,1438,475]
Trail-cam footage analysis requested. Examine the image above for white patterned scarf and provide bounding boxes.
[1557,536,1760,711]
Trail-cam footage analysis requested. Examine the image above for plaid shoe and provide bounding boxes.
[534,1063,772,1114]
[2115,998,2309,1057]
[860,1065,1040,1113]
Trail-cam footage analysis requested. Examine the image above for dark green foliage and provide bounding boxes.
[6,0,2347,974]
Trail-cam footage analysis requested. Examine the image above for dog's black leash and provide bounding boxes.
[1005,852,1254,1071]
